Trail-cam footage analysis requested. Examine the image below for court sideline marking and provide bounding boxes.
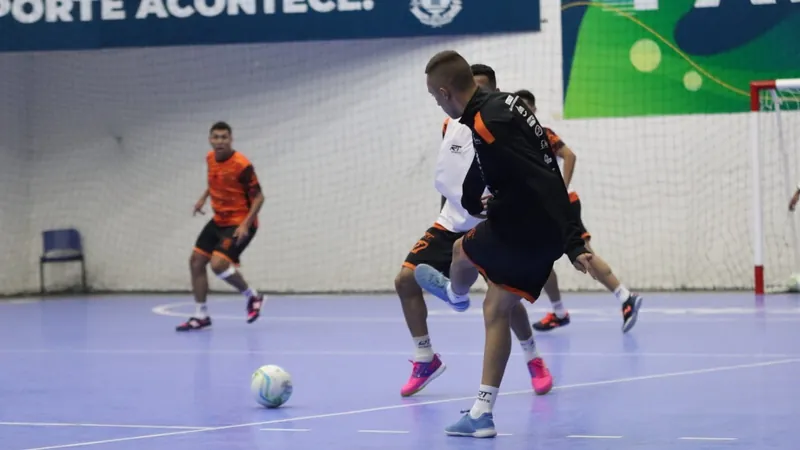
[2,348,797,359]
[19,358,799,450]
[0,422,208,430]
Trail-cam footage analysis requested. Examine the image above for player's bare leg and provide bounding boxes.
[509,301,553,392]
[415,239,550,394]
[533,269,571,331]
[209,253,264,324]
[445,283,552,438]
[176,251,215,331]
[395,267,446,396]
[582,241,643,333]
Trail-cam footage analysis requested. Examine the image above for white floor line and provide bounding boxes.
[0,422,208,430]
[20,358,798,450]
[0,348,795,359]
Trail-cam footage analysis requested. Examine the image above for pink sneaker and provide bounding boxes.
[528,357,553,395]
[400,354,446,397]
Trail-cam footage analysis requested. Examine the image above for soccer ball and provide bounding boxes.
[788,274,800,293]
[251,365,293,408]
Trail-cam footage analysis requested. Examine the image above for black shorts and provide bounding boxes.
[460,221,563,303]
[570,198,591,241]
[193,220,257,265]
[403,224,465,277]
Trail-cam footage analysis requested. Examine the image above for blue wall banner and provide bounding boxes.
[0,0,541,52]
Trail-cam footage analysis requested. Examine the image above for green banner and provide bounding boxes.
[561,0,800,118]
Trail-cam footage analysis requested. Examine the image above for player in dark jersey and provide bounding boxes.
[396,65,552,399]
[514,90,643,333]
[176,121,265,331]
[419,50,607,438]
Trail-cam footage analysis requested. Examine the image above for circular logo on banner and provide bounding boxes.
[410,0,462,28]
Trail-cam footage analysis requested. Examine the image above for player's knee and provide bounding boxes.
[189,252,208,273]
[394,267,421,298]
[209,256,231,274]
[483,287,519,321]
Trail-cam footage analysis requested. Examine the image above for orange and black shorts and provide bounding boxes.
[568,194,591,241]
[460,221,563,303]
[193,219,257,265]
[402,223,464,277]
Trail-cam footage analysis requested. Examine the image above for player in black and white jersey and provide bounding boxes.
[417,50,636,437]
[513,90,643,333]
[395,64,550,398]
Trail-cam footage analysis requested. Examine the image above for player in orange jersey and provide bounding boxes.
[176,121,265,331]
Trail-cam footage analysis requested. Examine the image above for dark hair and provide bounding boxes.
[514,89,536,106]
[210,121,232,135]
[425,50,475,92]
[470,64,497,90]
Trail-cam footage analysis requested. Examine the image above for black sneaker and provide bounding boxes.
[246,294,264,324]
[532,312,571,331]
[621,294,643,333]
[176,316,212,332]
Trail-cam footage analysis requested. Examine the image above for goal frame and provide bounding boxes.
[749,78,800,294]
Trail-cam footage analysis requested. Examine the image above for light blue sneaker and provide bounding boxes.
[413,264,470,312]
[445,410,497,438]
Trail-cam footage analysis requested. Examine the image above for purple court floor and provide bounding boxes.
[1,292,799,450]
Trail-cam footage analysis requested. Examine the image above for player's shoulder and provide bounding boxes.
[231,151,253,168]
[477,91,518,121]
[206,150,215,161]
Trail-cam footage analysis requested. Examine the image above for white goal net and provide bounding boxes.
[753,80,800,293]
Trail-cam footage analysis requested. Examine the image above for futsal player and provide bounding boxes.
[421,50,597,437]
[395,64,552,398]
[176,121,265,331]
[513,90,643,333]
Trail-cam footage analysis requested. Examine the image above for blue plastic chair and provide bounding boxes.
[39,228,87,294]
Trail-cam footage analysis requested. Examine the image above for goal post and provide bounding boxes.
[750,78,800,294]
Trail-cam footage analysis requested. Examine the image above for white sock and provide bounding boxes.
[412,335,435,362]
[519,336,539,362]
[613,285,631,303]
[552,300,567,318]
[196,303,208,319]
[446,282,469,304]
[469,384,499,419]
[243,287,258,299]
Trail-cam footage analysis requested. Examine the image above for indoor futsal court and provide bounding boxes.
[1,292,798,450]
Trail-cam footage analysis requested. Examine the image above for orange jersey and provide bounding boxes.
[544,127,565,152]
[206,151,261,227]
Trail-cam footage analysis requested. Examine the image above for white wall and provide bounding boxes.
[5,1,799,295]
[0,54,32,294]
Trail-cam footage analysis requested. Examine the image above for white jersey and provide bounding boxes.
[434,118,487,233]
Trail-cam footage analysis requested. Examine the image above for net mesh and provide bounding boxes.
[759,86,800,291]
[0,0,797,295]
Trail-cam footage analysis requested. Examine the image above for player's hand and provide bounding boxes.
[789,192,799,211]
[193,200,206,216]
[481,194,493,210]
[233,224,250,245]
[573,253,598,279]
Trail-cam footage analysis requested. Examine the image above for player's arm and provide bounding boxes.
[790,183,800,211]
[193,188,210,215]
[547,130,575,187]
[238,165,265,227]
[461,156,487,219]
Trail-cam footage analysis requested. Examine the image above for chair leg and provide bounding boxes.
[81,259,87,292]
[40,262,45,295]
